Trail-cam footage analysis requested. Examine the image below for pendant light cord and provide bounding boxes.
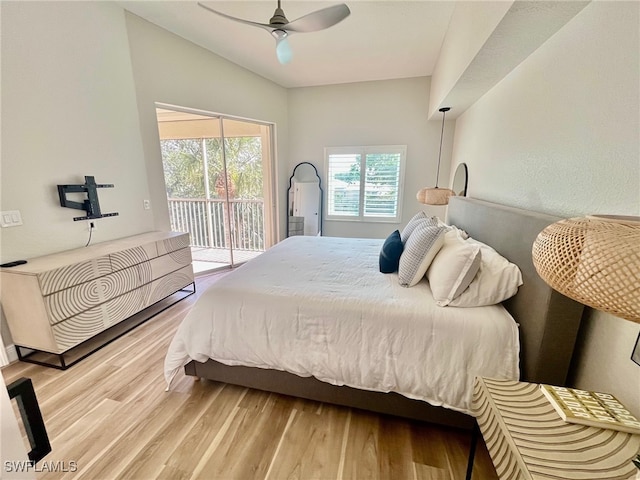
[435,108,448,188]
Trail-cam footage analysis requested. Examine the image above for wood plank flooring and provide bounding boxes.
[2,272,498,480]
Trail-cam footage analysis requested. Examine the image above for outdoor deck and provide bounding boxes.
[191,246,262,274]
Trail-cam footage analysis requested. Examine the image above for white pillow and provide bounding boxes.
[400,212,439,244]
[436,218,470,239]
[398,224,446,287]
[448,238,523,307]
[427,230,482,305]
[449,225,470,240]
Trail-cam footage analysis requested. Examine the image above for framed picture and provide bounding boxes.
[632,331,640,367]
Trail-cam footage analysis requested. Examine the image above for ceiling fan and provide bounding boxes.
[197,1,351,65]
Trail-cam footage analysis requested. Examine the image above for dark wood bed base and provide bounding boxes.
[184,197,584,428]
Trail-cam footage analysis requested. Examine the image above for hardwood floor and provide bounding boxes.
[2,272,498,480]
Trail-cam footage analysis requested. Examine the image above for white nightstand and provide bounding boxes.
[468,377,640,479]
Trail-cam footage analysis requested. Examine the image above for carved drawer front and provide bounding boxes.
[38,256,112,295]
[51,277,153,351]
[52,304,109,352]
[156,233,190,255]
[103,288,149,328]
[104,265,194,328]
[109,242,158,271]
[144,265,194,306]
[44,278,102,325]
[44,264,142,324]
[138,247,193,284]
[50,254,193,351]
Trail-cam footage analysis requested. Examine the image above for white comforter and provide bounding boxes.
[164,236,519,414]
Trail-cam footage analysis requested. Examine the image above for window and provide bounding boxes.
[325,145,406,222]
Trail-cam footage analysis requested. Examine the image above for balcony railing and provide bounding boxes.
[168,198,265,251]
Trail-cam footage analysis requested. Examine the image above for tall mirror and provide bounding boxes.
[452,163,468,197]
[287,162,322,237]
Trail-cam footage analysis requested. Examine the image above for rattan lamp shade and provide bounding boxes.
[416,187,455,205]
[532,215,640,323]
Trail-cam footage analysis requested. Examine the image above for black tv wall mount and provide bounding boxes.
[57,175,119,221]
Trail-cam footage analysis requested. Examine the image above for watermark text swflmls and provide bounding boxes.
[4,460,78,473]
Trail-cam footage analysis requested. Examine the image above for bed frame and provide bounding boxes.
[184,197,584,429]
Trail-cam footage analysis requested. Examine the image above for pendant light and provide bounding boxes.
[416,107,455,205]
[532,215,640,323]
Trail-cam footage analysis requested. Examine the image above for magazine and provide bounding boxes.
[539,384,640,434]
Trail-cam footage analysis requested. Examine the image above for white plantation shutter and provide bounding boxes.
[364,152,402,218]
[325,146,405,222]
[327,153,361,216]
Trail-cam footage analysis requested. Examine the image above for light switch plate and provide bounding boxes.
[0,210,23,227]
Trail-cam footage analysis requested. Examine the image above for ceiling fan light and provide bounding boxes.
[274,31,293,64]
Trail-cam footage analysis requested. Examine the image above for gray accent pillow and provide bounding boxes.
[400,212,439,244]
[398,224,447,287]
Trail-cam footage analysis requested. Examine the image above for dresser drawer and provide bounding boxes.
[44,264,142,324]
[157,233,190,255]
[52,305,109,352]
[38,256,112,295]
[51,264,193,351]
[138,247,192,284]
[145,265,194,305]
[109,241,158,271]
[101,265,193,330]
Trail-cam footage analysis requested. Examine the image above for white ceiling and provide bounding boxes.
[117,1,457,89]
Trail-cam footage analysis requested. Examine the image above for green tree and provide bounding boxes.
[160,136,263,200]
[205,137,263,199]
[334,153,399,186]
[161,139,205,198]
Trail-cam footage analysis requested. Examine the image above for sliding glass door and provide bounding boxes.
[156,107,275,274]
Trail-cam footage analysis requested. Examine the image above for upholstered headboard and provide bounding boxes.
[447,197,584,386]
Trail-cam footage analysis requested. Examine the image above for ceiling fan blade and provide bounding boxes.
[197,2,273,32]
[283,4,350,33]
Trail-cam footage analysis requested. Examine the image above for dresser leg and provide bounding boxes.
[465,422,479,480]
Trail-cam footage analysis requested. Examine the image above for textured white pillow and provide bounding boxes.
[398,224,446,287]
[448,238,523,307]
[436,218,470,239]
[427,230,482,306]
[400,212,439,244]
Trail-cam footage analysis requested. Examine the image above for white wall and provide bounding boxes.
[123,13,289,240]
[288,77,455,239]
[0,2,152,261]
[450,1,640,414]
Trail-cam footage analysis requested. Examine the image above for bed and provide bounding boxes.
[164,197,584,428]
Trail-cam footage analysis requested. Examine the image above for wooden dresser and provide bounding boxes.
[0,231,194,359]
